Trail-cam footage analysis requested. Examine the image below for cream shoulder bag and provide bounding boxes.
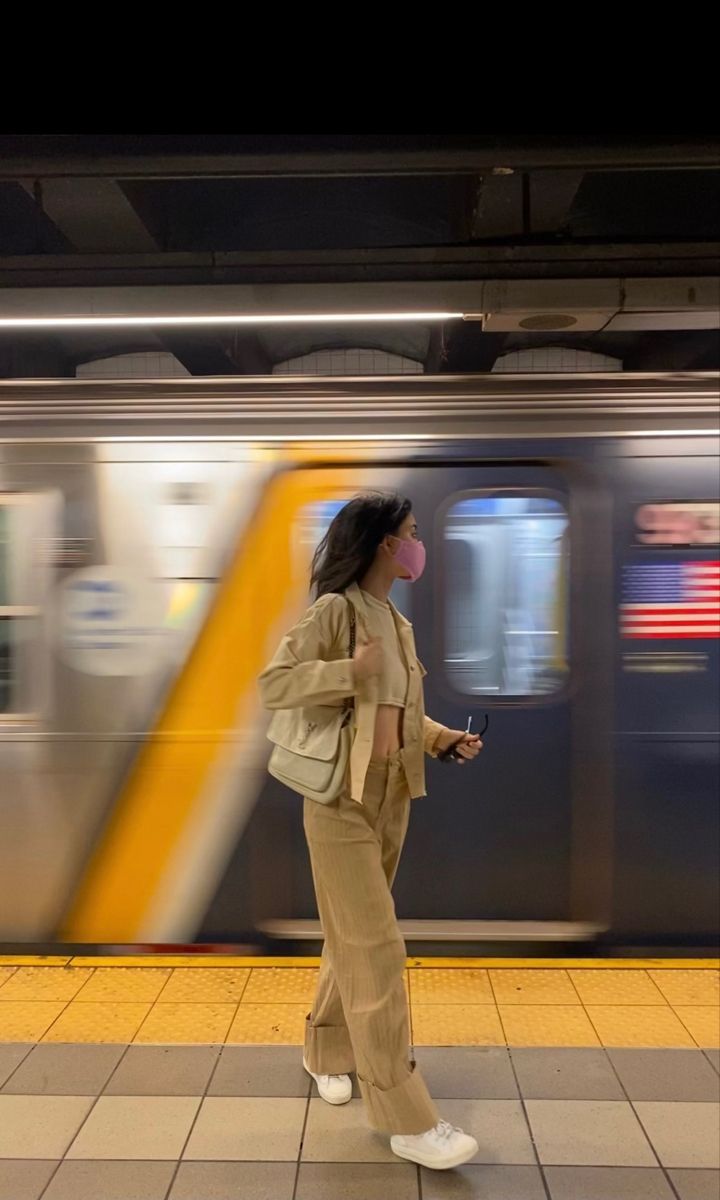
[266,597,356,804]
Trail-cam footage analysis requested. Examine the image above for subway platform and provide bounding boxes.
[0,955,718,1200]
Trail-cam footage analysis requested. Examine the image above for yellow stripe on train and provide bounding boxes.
[59,468,355,942]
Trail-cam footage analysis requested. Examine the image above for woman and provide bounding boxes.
[259,493,482,1170]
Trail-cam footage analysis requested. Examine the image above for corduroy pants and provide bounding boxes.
[303,753,438,1135]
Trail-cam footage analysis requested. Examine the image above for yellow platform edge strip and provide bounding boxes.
[0,955,717,969]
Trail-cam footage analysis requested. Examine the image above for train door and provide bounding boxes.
[398,465,573,929]
[391,461,611,942]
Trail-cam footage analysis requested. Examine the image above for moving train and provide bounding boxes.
[0,373,718,953]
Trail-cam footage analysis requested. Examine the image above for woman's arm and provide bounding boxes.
[258,594,357,710]
[425,717,483,761]
[430,722,483,762]
[424,716,448,756]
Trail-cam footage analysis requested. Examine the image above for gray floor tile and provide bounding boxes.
[634,1102,720,1169]
[0,1160,58,1200]
[296,1161,419,1199]
[422,1163,546,1199]
[609,1050,720,1102]
[414,1047,518,1098]
[105,1045,221,1095]
[437,1099,536,1165]
[703,1050,720,1074]
[183,1096,306,1161]
[66,1096,200,1160]
[43,1160,175,1200]
[3,1043,125,1095]
[302,1098,395,1163]
[0,1095,93,1159]
[544,1166,675,1199]
[511,1048,623,1100]
[669,1168,720,1200]
[170,1161,297,1200]
[525,1100,656,1167]
[0,1045,32,1088]
[208,1045,309,1096]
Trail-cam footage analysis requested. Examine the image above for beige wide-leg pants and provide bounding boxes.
[303,753,439,1135]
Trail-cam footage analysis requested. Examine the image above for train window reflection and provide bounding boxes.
[297,498,412,616]
[1,508,12,711]
[0,622,9,712]
[0,506,9,608]
[296,499,348,563]
[0,500,45,717]
[444,494,569,697]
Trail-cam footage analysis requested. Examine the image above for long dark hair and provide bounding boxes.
[311,492,412,597]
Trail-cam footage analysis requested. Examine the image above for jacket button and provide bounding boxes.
[410,665,415,672]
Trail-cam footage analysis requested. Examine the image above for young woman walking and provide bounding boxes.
[259,493,482,1170]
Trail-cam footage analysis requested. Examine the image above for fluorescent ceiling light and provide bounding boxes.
[0,311,464,329]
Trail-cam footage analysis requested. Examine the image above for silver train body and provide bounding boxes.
[0,373,718,951]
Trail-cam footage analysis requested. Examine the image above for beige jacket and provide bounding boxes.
[259,582,447,801]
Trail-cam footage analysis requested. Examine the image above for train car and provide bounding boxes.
[0,373,718,954]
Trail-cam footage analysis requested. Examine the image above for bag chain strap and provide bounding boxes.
[343,596,356,717]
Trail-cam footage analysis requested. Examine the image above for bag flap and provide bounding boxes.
[267,705,349,762]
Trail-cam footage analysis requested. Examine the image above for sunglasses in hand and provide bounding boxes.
[437,714,489,764]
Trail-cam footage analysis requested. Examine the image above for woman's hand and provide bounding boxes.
[436,729,483,763]
[353,637,384,681]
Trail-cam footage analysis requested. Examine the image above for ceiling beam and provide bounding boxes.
[0,242,717,288]
[2,138,718,178]
[224,329,273,374]
[0,333,72,377]
[424,326,445,372]
[442,325,507,372]
[471,173,527,239]
[20,179,157,254]
[158,332,249,376]
[623,330,720,370]
[529,170,585,234]
[470,169,585,239]
[15,179,246,375]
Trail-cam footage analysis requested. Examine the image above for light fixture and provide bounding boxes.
[0,311,465,330]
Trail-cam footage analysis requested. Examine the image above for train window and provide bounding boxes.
[0,506,8,605]
[443,494,569,697]
[0,507,8,710]
[0,624,8,711]
[0,498,53,718]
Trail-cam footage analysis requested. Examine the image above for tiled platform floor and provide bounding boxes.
[0,958,718,1199]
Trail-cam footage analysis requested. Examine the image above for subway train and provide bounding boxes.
[0,372,718,954]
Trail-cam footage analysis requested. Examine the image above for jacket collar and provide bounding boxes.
[345,581,414,637]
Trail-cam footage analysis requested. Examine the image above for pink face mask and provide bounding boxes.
[390,537,426,582]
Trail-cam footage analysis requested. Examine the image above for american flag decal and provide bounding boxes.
[620,561,720,639]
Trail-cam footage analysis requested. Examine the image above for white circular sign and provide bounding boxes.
[58,566,166,676]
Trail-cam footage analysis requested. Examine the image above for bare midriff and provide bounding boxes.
[371,704,404,758]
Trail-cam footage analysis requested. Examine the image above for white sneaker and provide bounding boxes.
[303,1057,352,1105]
[391,1119,478,1170]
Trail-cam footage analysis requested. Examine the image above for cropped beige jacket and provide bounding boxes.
[258,582,448,801]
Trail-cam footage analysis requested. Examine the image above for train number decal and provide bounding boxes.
[634,502,720,546]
